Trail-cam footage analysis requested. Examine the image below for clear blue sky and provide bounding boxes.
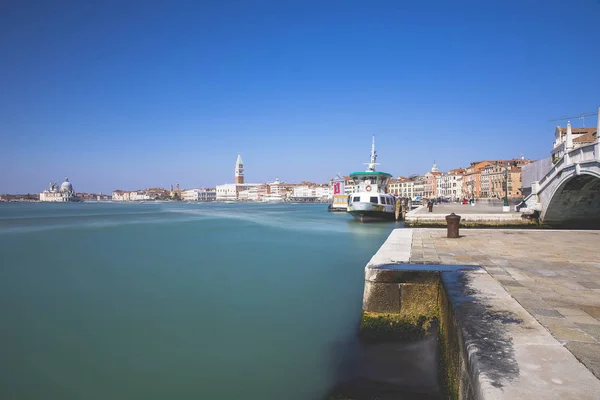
[1,0,599,194]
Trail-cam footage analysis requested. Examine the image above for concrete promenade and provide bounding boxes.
[414,202,516,215]
[410,229,600,378]
[405,203,535,227]
[366,228,600,398]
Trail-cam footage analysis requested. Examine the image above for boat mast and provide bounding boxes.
[366,135,379,172]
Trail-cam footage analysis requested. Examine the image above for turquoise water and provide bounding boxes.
[0,202,399,399]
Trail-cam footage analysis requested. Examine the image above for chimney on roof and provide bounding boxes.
[566,121,573,151]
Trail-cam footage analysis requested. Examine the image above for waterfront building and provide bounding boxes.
[388,177,417,199]
[413,176,425,199]
[463,160,493,198]
[424,162,442,198]
[181,188,216,201]
[237,189,250,201]
[436,169,464,201]
[146,188,170,199]
[40,177,80,202]
[130,191,151,201]
[387,178,399,196]
[551,124,598,163]
[343,176,356,195]
[169,184,182,199]
[292,185,315,198]
[447,168,466,201]
[480,164,494,198]
[78,192,112,201]
[435,173,444,198]
[111,190,152,201]
[488,159,530,200]
[264,177,295,201]
[215,183,241,201]
[438,173,451,199]
[245,184,268,201]
[464,158,531,199]
[112,190,128,201]
[315,184,331,199]
[509,166,524,198]
[291,183,331,201]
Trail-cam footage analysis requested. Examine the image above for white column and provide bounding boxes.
[566,121,573,151]
[565,121,573,164]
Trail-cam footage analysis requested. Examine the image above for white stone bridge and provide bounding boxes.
[523,113,600,227]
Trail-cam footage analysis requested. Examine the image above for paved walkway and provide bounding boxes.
[410,228,600,378]
[414,202,519,215]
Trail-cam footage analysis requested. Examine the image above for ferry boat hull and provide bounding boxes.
[347,199,397,222]
[348,204,396,221]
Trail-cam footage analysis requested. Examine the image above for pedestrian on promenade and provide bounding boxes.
[427,199,433,212]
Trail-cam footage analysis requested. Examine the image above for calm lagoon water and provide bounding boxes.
[0,202,399,399]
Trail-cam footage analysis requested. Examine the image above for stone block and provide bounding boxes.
[566,314,600,325]
[399,283,439,318]
[531,308,564,318]
[582,306,600,319]
[565,342,600,379]
[555,307,587,316]
[363,282,400,313]
[579,281,600,289]
[576,324,600,341]
[535,316,596,343]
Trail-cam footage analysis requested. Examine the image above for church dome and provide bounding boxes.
[60,177,73,193]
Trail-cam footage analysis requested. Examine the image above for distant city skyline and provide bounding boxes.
[2,1,599,194]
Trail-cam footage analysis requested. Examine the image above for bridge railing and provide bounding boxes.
[526,141,599,204]
[569,142,598,164]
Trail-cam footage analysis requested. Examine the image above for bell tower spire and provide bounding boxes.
[235,153,244,184]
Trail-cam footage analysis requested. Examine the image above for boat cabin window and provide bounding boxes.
[353,196,360,203]
[370,196,378,204]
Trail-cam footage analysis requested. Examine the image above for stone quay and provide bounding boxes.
[404,202,537,228]
[363,228,600,399]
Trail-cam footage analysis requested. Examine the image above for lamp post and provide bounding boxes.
[503,165,510,212]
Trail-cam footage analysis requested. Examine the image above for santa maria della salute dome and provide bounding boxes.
[60,177,73,193]
[40,177,81,202]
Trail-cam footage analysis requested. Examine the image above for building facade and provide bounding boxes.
[343,176,356,195]
[447,168,465,201]
[424,162,442,198]
[413,176,425,199]
[40,177,80,202]
[551,123,598,163]
[388,177,416,199]
[181,189,216,201]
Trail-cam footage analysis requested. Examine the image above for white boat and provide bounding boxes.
[262,194,284,202]
[347,136,397,222]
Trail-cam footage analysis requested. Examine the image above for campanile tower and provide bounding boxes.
[235,153,244,184]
